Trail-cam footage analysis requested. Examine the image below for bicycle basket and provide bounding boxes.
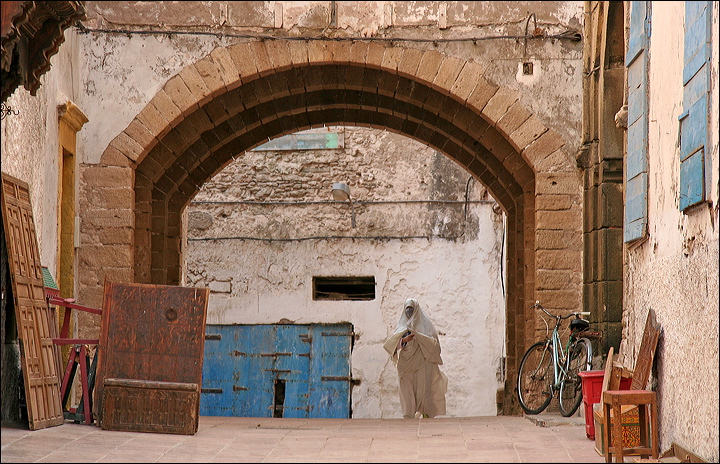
[569,318,590,333]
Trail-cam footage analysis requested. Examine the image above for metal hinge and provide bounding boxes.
[321,332,354,337]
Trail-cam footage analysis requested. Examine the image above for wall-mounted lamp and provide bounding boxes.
[332,182,356,228]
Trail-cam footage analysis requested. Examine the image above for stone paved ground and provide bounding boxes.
[1,414,607,463]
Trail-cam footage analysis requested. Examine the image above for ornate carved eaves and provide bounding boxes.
[1,1,86,102]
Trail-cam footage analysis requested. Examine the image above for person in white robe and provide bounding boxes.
[383,298,448,418]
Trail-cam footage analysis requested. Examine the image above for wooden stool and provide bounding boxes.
[602,390,658,463]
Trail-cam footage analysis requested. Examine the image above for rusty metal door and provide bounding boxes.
[1,173,64,430]
[201,323,352,418]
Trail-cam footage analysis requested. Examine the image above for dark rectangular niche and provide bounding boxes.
[313,276,376,301]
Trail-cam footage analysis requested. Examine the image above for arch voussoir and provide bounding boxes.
[263,39,293,71]
[163,73,200,117]
[178,63,213,107]
[209,46,242,91]
[482,86,520,127]
[521,129,571,172]
[396,47,423,78]
[414,49,444,85]
[450,61,485,103]
[432,55,465,96]
[465,77,498,114]
[496,101,533,143]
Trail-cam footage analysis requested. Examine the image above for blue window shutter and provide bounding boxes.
[624,1,650,243]
[680,149,705,208]
[626,1,648,66]
[683,1,710,84]
[679,1,710,211]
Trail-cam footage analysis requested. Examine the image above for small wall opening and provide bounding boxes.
[273,379,286,418]
[312,276,376,301]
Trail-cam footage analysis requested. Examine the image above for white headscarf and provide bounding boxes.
[383,298,441,360]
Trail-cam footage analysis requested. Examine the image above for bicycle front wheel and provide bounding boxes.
[559,338,592,417]
[517,341,554,414]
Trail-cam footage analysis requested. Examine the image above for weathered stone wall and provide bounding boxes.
[619,3,719,461]
[186,126,506,418]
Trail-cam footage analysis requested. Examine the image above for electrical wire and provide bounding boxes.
[190,199,495,206]
[188,234,462,242]
[74,21,581,44]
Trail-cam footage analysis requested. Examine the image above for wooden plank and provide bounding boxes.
[94,280,209,433]
[601,347,614,394]
[1,173,64,430]
[630,308,661,390]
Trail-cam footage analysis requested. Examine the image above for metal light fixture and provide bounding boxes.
[332,182,356,228]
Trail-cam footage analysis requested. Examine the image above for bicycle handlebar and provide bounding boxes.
[533,301,590,319]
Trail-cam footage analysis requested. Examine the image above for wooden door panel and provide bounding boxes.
[95,280,209,429]
[1,173,64,430]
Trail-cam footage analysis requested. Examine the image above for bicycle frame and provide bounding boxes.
[548,319,574,390]
[537,304,591,393]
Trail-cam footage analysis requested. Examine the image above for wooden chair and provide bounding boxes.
[602,308,661,463]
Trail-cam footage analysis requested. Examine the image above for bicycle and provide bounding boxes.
[516,301,593,417]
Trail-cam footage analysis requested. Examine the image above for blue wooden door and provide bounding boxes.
[309,325,353,418]
[200,323,352,418]
[273,324,311,418]
[201,325,275,416]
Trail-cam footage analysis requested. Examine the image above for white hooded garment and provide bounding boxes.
[383,298,448,418]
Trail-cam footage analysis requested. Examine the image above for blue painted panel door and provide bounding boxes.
[274,324,311,418]
[200,323,352,418]
[201,325,275,417]
[308,325,353,418]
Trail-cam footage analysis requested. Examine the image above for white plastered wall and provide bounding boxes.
[621,2,719,461]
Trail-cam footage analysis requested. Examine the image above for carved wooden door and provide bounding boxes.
[1,173,64,430]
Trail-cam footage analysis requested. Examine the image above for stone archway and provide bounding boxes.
[80,40,582,414]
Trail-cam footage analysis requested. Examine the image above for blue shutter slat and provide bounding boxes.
[683,6,709,84]
[625,173,648,221]
[686,1,706,24]
[680,95,708,161]
[679,149,705,209]
[624,173,648,242]
[683,63,709,107]
[626,1,647,65]
[627,80,646,126]
[627,117,648,179]
[627,58,644,94]
[624,220,646,242]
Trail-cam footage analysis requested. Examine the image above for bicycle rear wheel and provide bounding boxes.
[517,341,554,414]
[559,338,592,417]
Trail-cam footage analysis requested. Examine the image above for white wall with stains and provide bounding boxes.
[620,3,719,461]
